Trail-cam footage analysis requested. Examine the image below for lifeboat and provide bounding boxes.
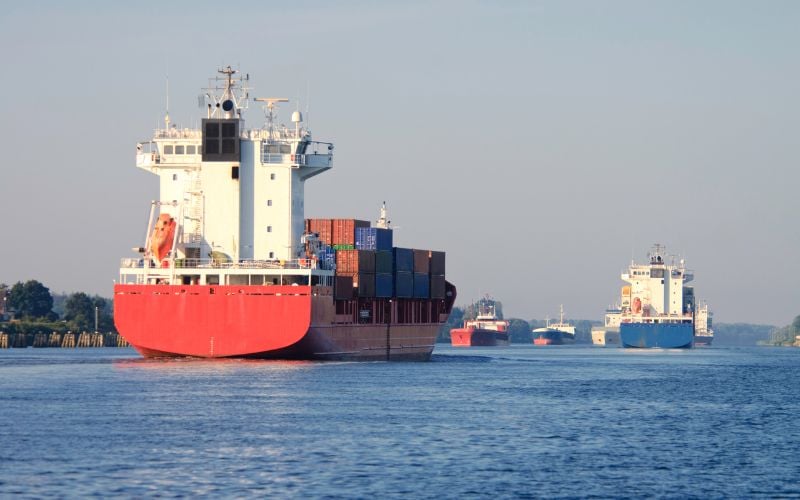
[150,213,176,262]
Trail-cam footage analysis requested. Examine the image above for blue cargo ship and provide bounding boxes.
[602,245,712,349]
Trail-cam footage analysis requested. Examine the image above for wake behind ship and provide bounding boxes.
[114,67,456,360]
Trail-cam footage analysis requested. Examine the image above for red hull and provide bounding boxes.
[114,283,455,361]
[450,327,509,347]
[533,338,555,345]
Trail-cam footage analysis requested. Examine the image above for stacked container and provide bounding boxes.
[374,249,393,298]
[317,245,336,271]
[355,227,393,251]
[412,249,430,298]
[306,218,334,246]
[429,250,446,299]
[336,249,376,297]
[393,247,414,298]
[332,219,370,247]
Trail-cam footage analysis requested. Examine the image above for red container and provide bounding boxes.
[336,249,376,274]
[413,249,430,274]
[307,218,333,245]
[332,219,370,246]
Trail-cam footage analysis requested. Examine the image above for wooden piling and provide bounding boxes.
[12,333,28,348]
[48,332,62,347]
[0,333,8,349]
[61,332,76,348]
[33,333,48,348]
[90,332,104,347]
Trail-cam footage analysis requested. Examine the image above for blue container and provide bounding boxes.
[393,247,414,273]
[375,251,392,274]
[620,323,694,348]
[355,227,393,251]
[375,273,393,298]
[413,272,430,298]
[394,272,413,298]
[317,246,336,270]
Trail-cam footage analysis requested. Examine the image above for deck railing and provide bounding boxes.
[120,257,332,271]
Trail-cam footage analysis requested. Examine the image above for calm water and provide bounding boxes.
[0,345,798,498]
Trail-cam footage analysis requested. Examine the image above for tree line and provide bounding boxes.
[0,280,115,335]
[766,315,800,346]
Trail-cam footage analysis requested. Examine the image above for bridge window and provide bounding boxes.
[163,145,173,154]
[267,200,272,206]
[175,145,185,154]
[187,145,196,154]
[270,173,276,180]
[267,226,272,232]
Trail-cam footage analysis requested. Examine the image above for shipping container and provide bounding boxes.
[430,274,446,299]
[333,244,354,251]
[334,275,354,300]
[375,250,392,274]
[332,219,370,246]
[307,218,333,245]
[336,249,376,274]
[357,273,375,298]
[394,271,413,298]
[355,227,393,251]
[429,251,446,276]
[393,247,414,273]
[413,272,430,298]
[413,249,430,274]
[375,273,393,298]
[317,245,336,271]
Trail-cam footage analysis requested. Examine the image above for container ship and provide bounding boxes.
[603,244,710,349]
[693,302,714,346]
[450,296,509,346]
[114,67,456,360]
[532,305,576,345]
[590,307,621,347]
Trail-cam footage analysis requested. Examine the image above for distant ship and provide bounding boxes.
[533,305,576,345]
[603,244,711,349]
[113,67,456,360]
[591,307,621,347]
[450,296,509,347]
[693,302,714,346]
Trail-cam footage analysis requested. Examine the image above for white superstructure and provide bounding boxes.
[121,67,335,287]
[595,244,714,347]
[546,305,576,336]
[610,244,695,326]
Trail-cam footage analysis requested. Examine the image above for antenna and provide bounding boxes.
[305,81,311,130]
[254,98,289,138]
[164,74,170,129]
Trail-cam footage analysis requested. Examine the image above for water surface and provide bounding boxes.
[1,345,797,498]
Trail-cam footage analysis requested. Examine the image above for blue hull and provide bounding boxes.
[620,323,694,349]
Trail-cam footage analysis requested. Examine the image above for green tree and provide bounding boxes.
[64,292,95,331]
[64,293,115,332]
[7,280,54,319]
[507,318,531,343]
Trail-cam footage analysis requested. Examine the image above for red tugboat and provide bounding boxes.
[450,296,509,347]
[114,67,456,360]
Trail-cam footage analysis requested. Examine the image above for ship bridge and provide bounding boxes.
[125,67,335,281]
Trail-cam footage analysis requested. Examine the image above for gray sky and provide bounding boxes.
[0,1,797,325]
